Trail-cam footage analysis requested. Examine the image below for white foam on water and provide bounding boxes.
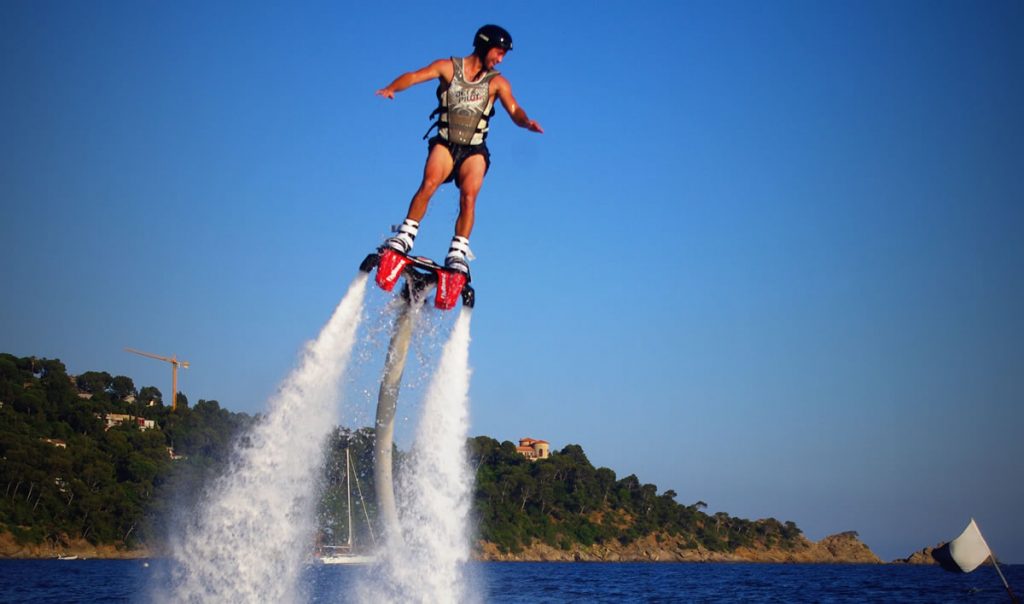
[160,274,368,604]
[361,308,475,604]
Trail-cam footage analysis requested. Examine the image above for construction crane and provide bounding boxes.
[125,348,190,411]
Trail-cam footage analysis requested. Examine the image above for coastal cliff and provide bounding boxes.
[0,531,150,559]
[477,530,882,563]
[892,545,940,565]
[2,529,881,563]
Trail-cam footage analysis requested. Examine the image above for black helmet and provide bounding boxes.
[473,24,513,57]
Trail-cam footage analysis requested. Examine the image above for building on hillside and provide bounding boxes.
[40,438,67,448]
[98,413,155,431]
[516,437,550,461]
[70,376,91,399]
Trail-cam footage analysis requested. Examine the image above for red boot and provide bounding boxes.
[435,269,468,310]
[375,249,412,292]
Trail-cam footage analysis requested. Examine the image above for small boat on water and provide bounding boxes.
[315,448,376,565]
[318,545,375,565]
[56,555,78,561]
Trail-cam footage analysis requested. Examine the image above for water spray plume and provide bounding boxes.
[161,275,369,604]
[363,308,475,604]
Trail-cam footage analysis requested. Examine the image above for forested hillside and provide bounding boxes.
[0,353,251,550]
[2,353,804,557]
[468,437,803,554]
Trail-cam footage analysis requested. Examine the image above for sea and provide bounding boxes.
[1,559,1022,603]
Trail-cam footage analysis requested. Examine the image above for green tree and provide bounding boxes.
[110,376,136,402]
[138,386,162,407]
[76,371,113,396]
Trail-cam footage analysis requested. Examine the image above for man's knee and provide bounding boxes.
[419,175,444,195]
[458,178,481,203]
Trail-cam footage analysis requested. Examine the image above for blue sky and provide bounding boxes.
[2,1,1022,563]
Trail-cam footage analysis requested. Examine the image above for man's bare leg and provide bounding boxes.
[445,155,487,273]
[406,144,455,222]
[385,145,454,253]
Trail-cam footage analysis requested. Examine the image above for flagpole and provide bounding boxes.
[988,556,1018,603]
[976,522,1019,603]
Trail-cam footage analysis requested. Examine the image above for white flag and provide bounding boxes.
[945,518,992,573]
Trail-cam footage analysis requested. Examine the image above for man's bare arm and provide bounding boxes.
[494,76,543,133]
[376,59,452,99]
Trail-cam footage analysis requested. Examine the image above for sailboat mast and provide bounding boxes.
[345,448,354,549]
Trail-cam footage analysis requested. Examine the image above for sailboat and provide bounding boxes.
[319,447,376,565]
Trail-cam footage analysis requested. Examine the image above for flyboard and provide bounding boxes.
[360,248,475,311]
[359,248,474,537]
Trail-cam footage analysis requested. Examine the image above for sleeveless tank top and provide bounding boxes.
[434,57,499,146]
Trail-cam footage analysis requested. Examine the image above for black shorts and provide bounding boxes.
[428,135,491,187]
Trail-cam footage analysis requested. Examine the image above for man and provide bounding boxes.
[375,24,543,275]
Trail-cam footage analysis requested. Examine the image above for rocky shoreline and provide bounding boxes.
[891,545,943,565]
[0,532,151,560]
[3,529,936,565]
[475,531,885,564]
